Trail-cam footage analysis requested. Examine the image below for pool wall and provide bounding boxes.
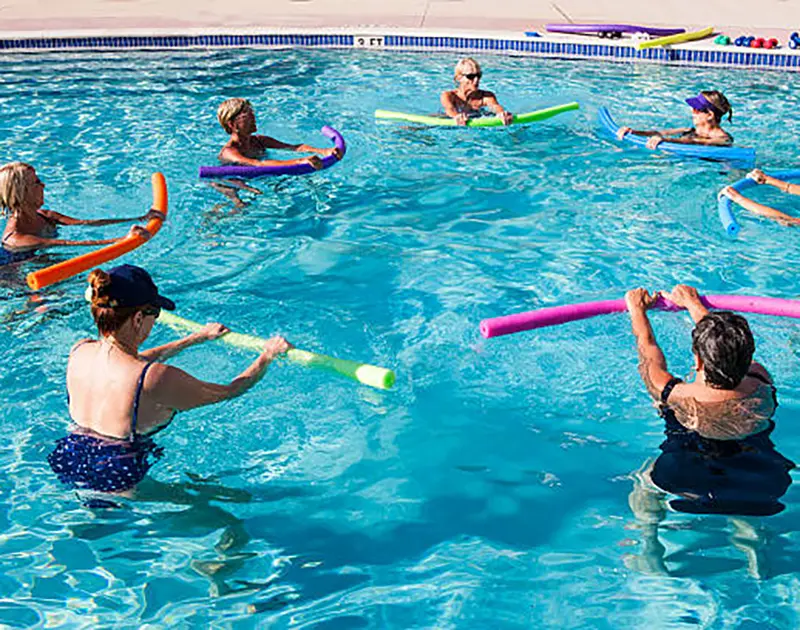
[1,27,799,72]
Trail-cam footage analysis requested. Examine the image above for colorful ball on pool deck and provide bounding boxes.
[765,38,779,49]
[750,37,765,48]
[734,36,747,46]
[790,37,800,50]
[714,35,731,45]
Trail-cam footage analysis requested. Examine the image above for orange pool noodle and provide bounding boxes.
[26,173,168,290]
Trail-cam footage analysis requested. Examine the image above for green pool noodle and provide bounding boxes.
[374,101,579,127]
[159,311,395,390]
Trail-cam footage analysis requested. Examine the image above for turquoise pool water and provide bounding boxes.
[1,48,800,627]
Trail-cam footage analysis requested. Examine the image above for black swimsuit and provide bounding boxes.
[650,375,795,516]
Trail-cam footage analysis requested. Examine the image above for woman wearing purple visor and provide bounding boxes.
[616,90,733,150]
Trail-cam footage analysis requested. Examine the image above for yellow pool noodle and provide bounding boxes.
[159,311,395,390]
[637,26,714,50]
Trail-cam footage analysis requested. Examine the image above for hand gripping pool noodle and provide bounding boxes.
[717,169,800,236]
[480,295,800,338]
[198,126,346,179]
[598,107,756,167]
[158,311,395,390]
[27,172,168,291]
[636,26,715,49]
[374,102,580,127]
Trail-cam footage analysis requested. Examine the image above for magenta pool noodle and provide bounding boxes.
[479,295,800,338]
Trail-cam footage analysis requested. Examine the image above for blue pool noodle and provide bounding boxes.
[717,169,800,236]
[598,107,756,168]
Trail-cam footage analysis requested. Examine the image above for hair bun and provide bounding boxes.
[87,268,117,308]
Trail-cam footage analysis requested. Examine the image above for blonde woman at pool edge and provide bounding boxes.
[440,58,513,126]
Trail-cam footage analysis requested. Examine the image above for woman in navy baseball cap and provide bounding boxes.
[48,264,292,498]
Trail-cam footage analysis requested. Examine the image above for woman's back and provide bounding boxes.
[66,340,173,439]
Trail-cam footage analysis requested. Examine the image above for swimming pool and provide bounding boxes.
[1,47,800,627]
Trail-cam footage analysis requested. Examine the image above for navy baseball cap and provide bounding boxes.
[106,264,175,310]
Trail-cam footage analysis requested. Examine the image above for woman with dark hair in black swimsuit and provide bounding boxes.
[624,284,794,576]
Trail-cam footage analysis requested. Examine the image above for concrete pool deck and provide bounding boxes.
[0,0,794,40]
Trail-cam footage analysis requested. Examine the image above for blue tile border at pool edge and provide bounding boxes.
[0,30,798,71]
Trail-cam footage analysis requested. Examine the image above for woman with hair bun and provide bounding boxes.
[0,162,158,265]
[48,264,291,496]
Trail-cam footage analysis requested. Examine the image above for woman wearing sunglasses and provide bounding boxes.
[616,90,733,149]
[48,264,291,497]
[0,162,158,266]
[440,58,513,126]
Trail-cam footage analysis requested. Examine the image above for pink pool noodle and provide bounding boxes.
[479,295,800,338]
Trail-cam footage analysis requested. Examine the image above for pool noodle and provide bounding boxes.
[637,26,714,49]
[545,24,685,36]
[374,102,579,127]
[27,172,168,291]
[198,125,345,179]
[480,294,800,338]
[718,169,800,236]
[158,311,396,390]
[598,106,756,166]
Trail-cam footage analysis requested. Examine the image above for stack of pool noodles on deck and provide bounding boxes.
[544,24,685,39]
[598,107,756,167]
[718,169,800,236]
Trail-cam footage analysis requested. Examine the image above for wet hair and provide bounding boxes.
[88,269,143,336]
[217,98,252,133]
[454,57,481,80]
[0,162,36,215]
[701,90,732,123]
[691,311,755,390]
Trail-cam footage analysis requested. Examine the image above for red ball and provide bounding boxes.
[750,37,765,48]
[765,38,779,49]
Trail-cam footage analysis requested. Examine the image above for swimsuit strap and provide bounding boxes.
[131,362,155,441]
[660,377,684,404]
[1,230,15,245]
[747,371,778,407]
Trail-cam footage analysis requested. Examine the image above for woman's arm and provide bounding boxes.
[219,145,322,169]
[41,209,164,227]
[440,91,468,124]
[721,187,800,226]
[656,134,732,146]
[748,169,800,197]
[626,288,675,400]
[139,323,229,363]
[257,135,340,158]
[662,284,709,323]
[4,225,150,251]
[482,92,513,125]
[147,336,291,411]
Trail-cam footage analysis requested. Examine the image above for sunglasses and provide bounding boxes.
[142,305,161,319]
[462,73,482,81]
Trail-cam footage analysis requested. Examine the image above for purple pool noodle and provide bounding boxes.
[545,24,685,36]
[480,295,800,338]
[199,125,346,179]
